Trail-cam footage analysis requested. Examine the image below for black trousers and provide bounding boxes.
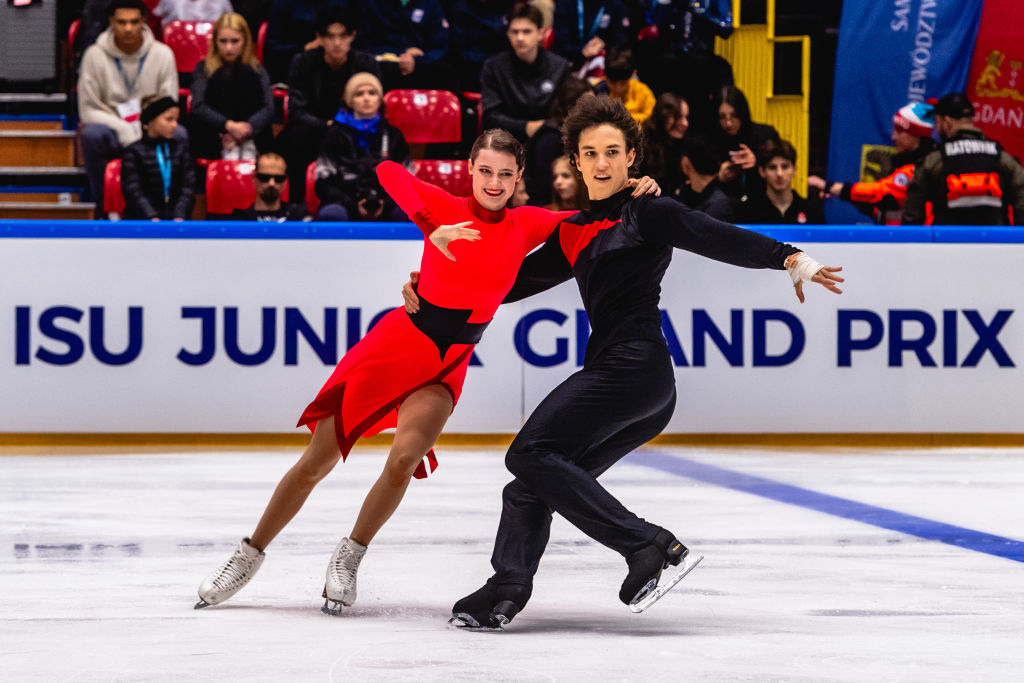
[489,339,677,586]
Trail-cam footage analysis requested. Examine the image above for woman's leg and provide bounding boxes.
[249,415,343,550]
[349,383,453,546]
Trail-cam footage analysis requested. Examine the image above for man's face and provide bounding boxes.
[507,18,541,61]
[321,23,354,64]
[111,8,144,52]
[575,124,635,201]
[891,129,919,153]
[759,157,795,193]
[254,157,287,203]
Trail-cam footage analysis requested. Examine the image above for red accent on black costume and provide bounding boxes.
[296,161,572,478]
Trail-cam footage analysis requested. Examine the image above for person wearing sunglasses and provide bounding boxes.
[230,152,310,222]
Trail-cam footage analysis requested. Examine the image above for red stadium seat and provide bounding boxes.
[206,159,289,215]
[413,159,472,197]
[162,20,213,74]
[461,91,483,137]
[305,161,319,216]
[256,21,267,64]
[103,159,126,215]
[542,27,554,50]
[383,90,461,144]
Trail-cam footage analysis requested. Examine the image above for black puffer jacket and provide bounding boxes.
[121,135,196,220]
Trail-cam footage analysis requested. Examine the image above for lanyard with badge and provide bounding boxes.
[114,53,148,131]
[577,1,606,42]
[155,142,172,205]
[114,53,148,95]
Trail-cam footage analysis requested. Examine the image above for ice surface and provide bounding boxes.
[1,445,1022,682]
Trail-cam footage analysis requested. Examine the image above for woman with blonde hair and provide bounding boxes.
[187,12,274,160]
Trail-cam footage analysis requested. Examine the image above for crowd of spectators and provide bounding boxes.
[66,0,1023,226]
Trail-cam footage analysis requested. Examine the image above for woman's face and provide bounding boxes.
[470,148,522,212]
[216,27,244,63]
[718,101,742,137]
[668,101,689,140]
[551,159,577,202]
[351,84,381,119]
[575,124,635,201]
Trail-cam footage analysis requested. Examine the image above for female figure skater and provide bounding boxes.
[195,129,659,614]
[408,96,844,628]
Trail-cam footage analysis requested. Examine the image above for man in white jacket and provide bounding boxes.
[79,0,182,211]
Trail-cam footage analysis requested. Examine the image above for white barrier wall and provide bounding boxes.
[2,236,1022,433]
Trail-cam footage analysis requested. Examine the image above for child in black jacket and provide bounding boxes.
[121,96,196,221]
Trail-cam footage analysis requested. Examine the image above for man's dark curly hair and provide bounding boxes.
[561,95,645,171]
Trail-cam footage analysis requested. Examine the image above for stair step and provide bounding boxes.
[0,191,81,203]
[0,113,66,130]
[0,93,70,117]
[0,166,86,187]
[0,130,77,166]
[0,201,95,220]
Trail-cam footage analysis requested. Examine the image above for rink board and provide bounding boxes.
[2,220,1024,433]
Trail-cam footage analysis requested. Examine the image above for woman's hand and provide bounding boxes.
[718,160,740,183]
[429,220,480,261]
[402,271,421,314]
[627,176,662,197]
[731,144,756,170]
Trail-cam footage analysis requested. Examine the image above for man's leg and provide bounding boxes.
[80,123,121,207]
[504,341,676,558]
[489,392,676,587]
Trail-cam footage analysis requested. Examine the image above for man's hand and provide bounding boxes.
[785,253,845,303]
[398,47,423,75]
[582,36,605,58]
[402,271,421,313]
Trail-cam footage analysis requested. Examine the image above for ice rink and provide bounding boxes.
[2,443,1022,682]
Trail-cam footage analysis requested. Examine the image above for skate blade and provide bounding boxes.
[194,600,212,610]
[629,551,704,614]
[448,613,503,632]
[321,599,345,617]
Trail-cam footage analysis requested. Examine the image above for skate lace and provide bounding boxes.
[328,544,362,589]
[212,550,260,590]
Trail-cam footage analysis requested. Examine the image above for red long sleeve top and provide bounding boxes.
[377,161,573,324]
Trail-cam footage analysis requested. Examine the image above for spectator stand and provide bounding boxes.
[713,4,811,193]
[383,89,461,159]
[206,159,289,217]
[412,159,472,197]
[162,20,213,86]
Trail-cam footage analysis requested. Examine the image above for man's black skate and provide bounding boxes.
[490,583,531,626]
[620,529,698,609]
[449,582,531,631]
[449,583,500,630]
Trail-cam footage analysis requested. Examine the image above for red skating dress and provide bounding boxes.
[296,161,572,477]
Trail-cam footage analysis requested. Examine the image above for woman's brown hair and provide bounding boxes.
[469,129,526,170]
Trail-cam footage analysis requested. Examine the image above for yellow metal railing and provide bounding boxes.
[715,0,811,192]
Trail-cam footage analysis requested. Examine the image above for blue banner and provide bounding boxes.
[826,0,985,224]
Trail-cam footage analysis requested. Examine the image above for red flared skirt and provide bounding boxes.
[296,309,474,478]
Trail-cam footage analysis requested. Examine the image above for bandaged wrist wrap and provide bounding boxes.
[787,252,823,285]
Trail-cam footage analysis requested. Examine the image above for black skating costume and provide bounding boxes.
[460,187,799,622]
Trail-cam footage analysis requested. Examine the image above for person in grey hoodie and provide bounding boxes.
[79,0,181,210]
